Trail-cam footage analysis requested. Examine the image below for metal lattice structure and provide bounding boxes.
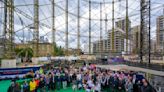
[3,0,15,58]
[33,0,39,57]
[140,0,151,63]
[0,0,163,62]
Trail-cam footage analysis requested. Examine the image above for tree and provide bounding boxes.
[53,44,64,56]
[15,47,33,62]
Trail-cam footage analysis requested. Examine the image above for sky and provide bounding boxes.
[0,0,164,52]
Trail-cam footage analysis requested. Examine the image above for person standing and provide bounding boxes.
[62,72,67,89]
[45,75,50,91]
[101,74,106,90]
[38,77,45,92]
[125,79,133,92]
[113,76,119,92]
[29,79,37,92]
[94,81,101,92]
[23,81,29,92]
[49,73,55,90]
[56,72,61,90]
[141,79,156,92]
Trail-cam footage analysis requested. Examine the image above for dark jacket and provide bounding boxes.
[141,85,156,92]
[39,80,45,88]
[8,85,20,92]
[8,85,14,92]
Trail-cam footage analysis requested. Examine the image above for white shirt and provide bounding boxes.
[77,74,82,80]
[95,83,101,92]
[87,80,94,88]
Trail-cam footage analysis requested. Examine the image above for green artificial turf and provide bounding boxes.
[0,80,11,92]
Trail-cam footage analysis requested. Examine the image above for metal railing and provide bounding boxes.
[95,60,164,72]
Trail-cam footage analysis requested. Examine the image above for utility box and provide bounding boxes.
[32,58,39,64]
[0,46,4,58]
[1,59,16,68]
[0,38,5,58]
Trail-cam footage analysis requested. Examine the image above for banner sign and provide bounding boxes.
[0,66,41,76]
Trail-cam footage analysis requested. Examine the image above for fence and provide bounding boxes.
[94,59,164,72]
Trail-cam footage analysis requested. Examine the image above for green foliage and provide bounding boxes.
[15,47,33,58]
[53,44,64,56]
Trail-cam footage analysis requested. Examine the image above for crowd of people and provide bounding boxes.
[7,63,156,92]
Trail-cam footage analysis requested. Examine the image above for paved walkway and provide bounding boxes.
[96,64,164,76]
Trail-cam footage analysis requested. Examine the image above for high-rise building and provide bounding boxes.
[92,41,99,54]
[92,39,108,54]
[151,39,157,53]
[115,19,131,32]
[156,15,164,52]
[115,19,132,54]
[131,25,149,54]
[0,37,5,58]
[92,19,132,55]
[131,25,141,54]
[108,28,125,53]
[92,28,125,54]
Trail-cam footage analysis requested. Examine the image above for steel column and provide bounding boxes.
[33,0,39,57]
[89,0,91,54]
[65,0,68,56]
[112,0,115,52]
[52,0,56,45]
[126,0,129,53]
[100,3,102,55]
[4,0,15,58]
[148,0,151,64]
[77,0,80,55]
